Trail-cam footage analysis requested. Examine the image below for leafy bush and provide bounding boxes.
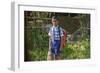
[31,48,48,61]
[61,38,90,59]
[30,38,90,61]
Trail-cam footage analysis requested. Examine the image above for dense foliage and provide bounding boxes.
[29,28,90,61]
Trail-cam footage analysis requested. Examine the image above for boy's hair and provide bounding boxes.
[52,16,60,21]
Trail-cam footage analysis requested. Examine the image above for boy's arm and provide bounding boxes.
[48,28,52,51]
[49,36,51,51]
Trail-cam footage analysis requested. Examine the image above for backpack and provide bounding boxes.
[62,29,67,48]
[58,27,67,48]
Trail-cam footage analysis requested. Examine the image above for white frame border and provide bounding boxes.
[11,1,97,71]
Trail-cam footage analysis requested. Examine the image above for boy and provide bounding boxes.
[47,16,64,60]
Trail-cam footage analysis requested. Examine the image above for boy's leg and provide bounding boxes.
[47,51,54,60]
[55,54,61,60]
[54,40,61,60]
[47,50,61,60]
[55,48,61,60]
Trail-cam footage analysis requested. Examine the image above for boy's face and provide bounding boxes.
[52,19,59,26]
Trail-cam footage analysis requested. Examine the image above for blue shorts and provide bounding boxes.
[51,40,61,55]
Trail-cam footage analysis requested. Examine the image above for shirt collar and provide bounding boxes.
[52,25,59,28]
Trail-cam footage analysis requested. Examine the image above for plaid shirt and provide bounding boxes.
[48,25,64,40]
